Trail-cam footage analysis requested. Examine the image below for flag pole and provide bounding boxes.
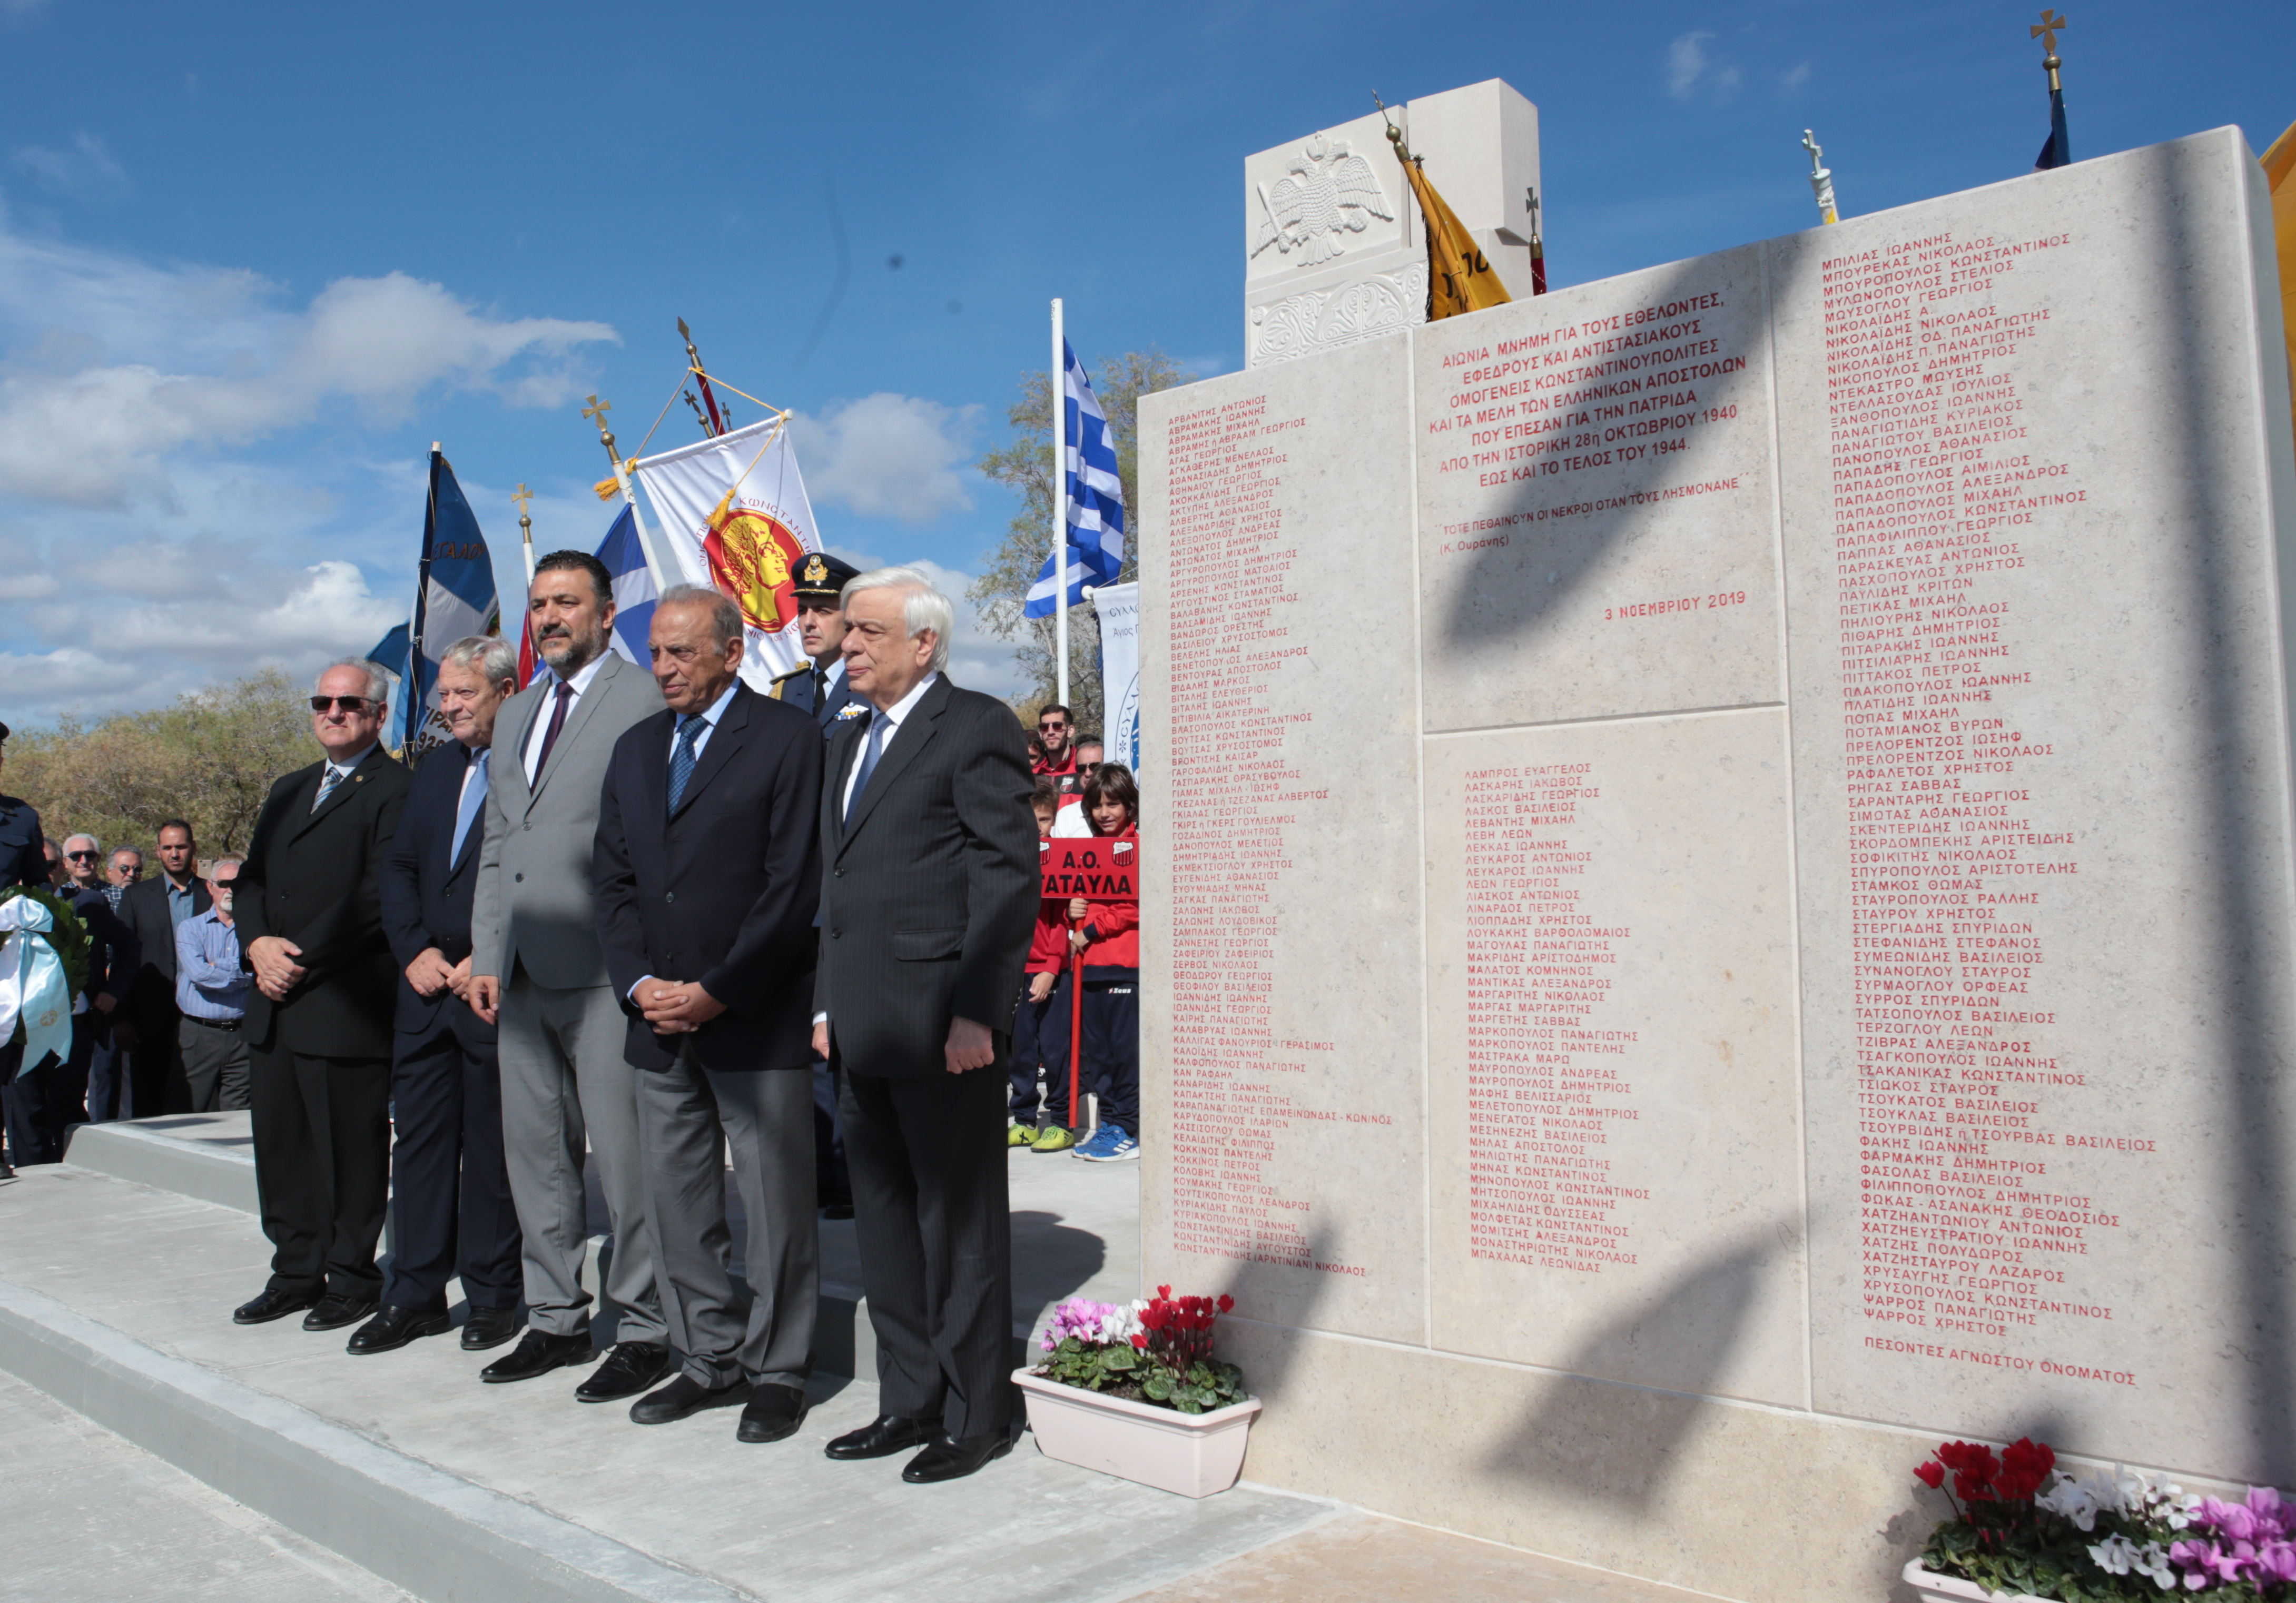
[1802,131,1840,225]
[513,483,537,585]
[583,394,673,591]
[1052,298,1069,710]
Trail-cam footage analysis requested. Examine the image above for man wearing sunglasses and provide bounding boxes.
[229,659,412,1335]
[60,836,105,892]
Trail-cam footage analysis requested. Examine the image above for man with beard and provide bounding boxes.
[468,551,669,1401]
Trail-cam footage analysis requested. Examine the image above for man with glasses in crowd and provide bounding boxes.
[60,835,105,892]
[230,660,411,1334]
[104,847,144,911]
[175,856,250,1111]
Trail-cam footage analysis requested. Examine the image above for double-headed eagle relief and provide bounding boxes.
[1250,135,1397,267]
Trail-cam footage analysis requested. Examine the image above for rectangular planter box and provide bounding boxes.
[1013,1368,1262,1498]
[1903,1559,2048,1603]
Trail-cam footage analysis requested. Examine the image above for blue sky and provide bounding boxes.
[2,0,2290,722]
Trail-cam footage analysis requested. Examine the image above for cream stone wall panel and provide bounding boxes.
[1414,246,1785,731]
[1140,336,1429,1344]
[1773,130,2296,1483]
[1423,710,1807,1404]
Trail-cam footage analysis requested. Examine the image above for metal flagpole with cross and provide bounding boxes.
[1803,130,1840,225]
[582,394,672,590]
[512,483,537,585]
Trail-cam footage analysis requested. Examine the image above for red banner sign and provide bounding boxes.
[1039,836,1139,901]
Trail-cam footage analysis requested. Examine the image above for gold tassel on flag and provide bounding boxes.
[1376,100,1512,321]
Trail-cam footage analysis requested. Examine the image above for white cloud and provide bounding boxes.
[11,132,130,201]
[0,218,618,507]
[790,392,978,525]
[1668,31,1714,97]
[1782,61,1812,90]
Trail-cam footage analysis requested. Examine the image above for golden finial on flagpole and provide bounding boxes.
[582,394,621,466]
[2032,9,2067,92]
[512,483,534,540]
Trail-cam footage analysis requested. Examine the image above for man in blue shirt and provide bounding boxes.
[174,856,250,1111]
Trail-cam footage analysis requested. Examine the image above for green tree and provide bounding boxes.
[9,669,322,857]
[971,349,1187,734]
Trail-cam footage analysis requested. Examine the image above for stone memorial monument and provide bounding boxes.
[1140,84,2296,1602]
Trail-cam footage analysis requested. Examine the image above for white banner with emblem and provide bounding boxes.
[630,415,823,688]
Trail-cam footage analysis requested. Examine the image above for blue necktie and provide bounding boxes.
[845,712,889,823]
[667,716,706,815]
[311,765,344,813]
[450,748,489,864]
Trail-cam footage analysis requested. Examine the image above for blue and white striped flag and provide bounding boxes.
[1023,340,1126,618]
[405,452,501,755]
[596,505,658,665]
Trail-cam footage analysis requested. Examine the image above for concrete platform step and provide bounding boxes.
[0,1151,1327,1603]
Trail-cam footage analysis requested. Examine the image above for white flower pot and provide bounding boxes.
[1012,1368,1262,1498]
[1903,1559,2049,1603]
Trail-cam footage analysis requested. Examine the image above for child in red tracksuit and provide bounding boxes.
[1067,765,1140,1162]
[1010,781,1073,1147]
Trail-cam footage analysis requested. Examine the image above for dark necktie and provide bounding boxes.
[845,712,890,823]
[813,665,828,707]
[532,681,573,777]
[667,717,705,815]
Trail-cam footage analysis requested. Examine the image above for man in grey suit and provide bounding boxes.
[811,567,1040,1484]
[468,550,669,1401]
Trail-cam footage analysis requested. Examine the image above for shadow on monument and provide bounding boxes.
[2152,135,2295,1482]
[1200,1226,1343,1407]
[1479,1235,1771,1511]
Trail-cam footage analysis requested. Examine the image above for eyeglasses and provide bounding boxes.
[1038,720,1068,732]
[309,696,377,714]
[65,850,97,860]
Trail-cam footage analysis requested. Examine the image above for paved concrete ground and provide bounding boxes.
[0,1368,411,1602]
[11,1119,1714,1603]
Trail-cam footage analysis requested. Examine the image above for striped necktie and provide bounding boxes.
[845,712,890,823]
[311,764,344,813]
[667,716,705,815]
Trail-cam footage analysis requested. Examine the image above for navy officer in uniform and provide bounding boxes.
[768,551,864,1216]
[768,552,868,735]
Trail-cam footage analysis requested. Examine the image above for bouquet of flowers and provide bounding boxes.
[1913,1438,2294,1599]
[1032,1286,1246,1415]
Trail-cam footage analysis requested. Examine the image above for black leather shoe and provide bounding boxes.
[903,1431,1013,1483]
[301,1294,378,1332]
[460,1304,523,1352]
[479,1329,595,1384]
[736,1383,809,1444]
[346,1305,451,1355]
[825,1414,943,1460]
[232,1287,318,1325]
[629,1372,748,1425]
[576,1341,671,1402]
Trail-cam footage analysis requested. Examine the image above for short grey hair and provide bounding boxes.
[316,657,390,704]
[109,846,142,866]
[657,584,744,650]
[62,833,99,853]
[204,855,244,878]
[439,635,518,688]
[842,565,953,673]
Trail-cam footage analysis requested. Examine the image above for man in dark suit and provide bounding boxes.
[595,586,824,1442]
[352,637,525,1359]
[811,566,1039,1484]
[769,549,865,1219]
[229,659,412,1333]
[116,818,211,1117]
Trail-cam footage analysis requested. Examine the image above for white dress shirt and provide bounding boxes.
[667,678,740,764]
[840,671,939,816]
[521,651,608,785]
[320,743,379,794]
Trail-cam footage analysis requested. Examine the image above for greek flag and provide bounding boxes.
[1023,340,1126,618]
[405,452,501,755]
[596,505,658,665]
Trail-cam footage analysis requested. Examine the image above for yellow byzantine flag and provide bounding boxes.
[1384,122,1511,321]
[2264,118,2296,450]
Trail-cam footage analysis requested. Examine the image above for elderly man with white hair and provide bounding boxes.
[811,566,1040,1483]
[229,657,413,1332]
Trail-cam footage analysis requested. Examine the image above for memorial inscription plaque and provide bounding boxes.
[1138,125,2295,1603]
